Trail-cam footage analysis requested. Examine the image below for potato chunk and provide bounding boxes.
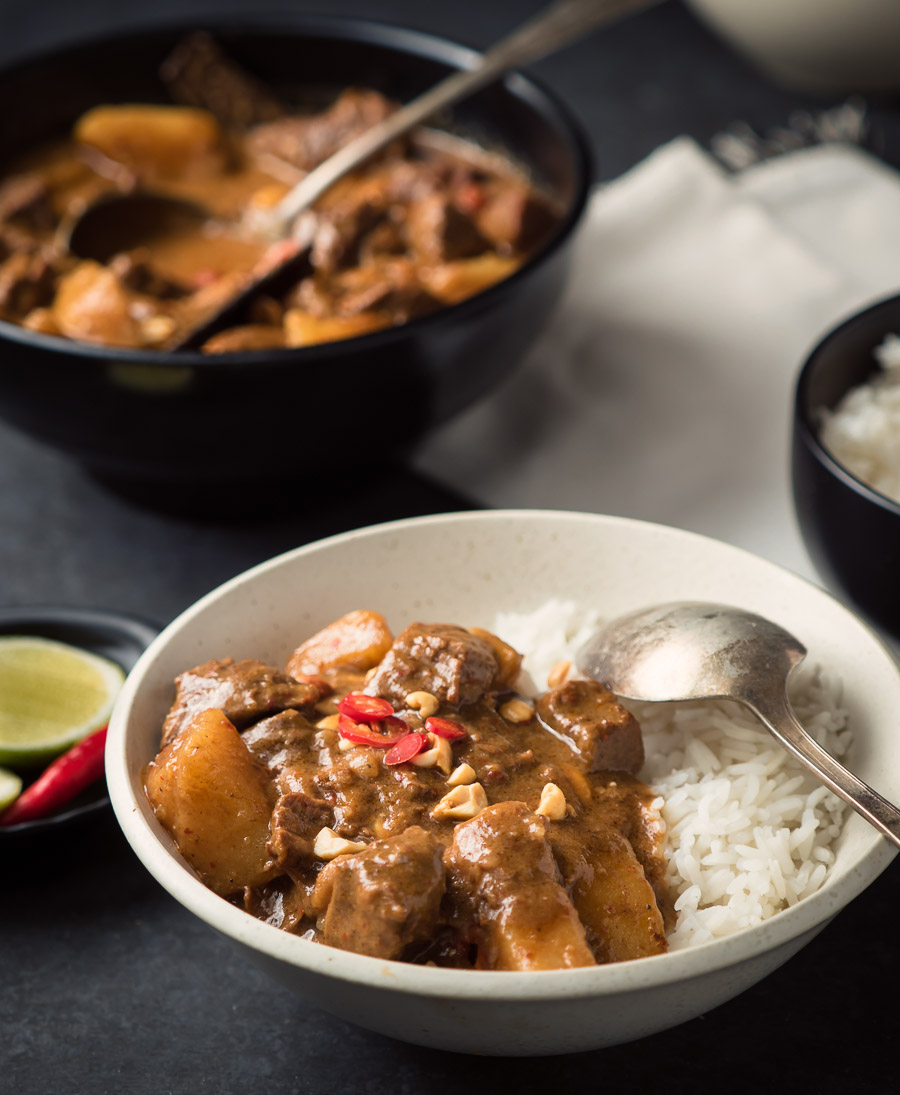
[201,324,286,354]
[75,104,228,180]
[551,819,668,963]
[283,309,392,347]
[144,708,276,896]
[286,610,393,677]
[420,253,520,305]
[444,801,596,971]
[52,261,142,347]
[468,627,522,690]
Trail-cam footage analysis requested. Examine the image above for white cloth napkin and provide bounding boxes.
[413,136,900,579]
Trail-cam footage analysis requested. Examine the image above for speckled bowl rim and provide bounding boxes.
[107,510,900,1002]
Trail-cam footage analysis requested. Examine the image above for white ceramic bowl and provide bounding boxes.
[685,0,900,95]
[107,510,900,1056]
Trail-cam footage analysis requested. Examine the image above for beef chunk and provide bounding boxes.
[294,260,439,322]
[476,185,557,253]
[241,708,317,782]
[443,801,595,970]
[108,249,188,299]
[244,876,307,932]
[405,193,489,265]
[310,826,445,959]
[0,172,54,231]
[160,32,286,130]
[0,222,38,262]
[309,198,387,275]
[0,249,56,321]
[535,679,644,774]
[161,657,330,747]
[266,790,333,871]
[246,88,396,173]
[366,623,499,708]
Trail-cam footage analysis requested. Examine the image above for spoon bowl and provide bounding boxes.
[579,600,900,848]
[62,191,211,264]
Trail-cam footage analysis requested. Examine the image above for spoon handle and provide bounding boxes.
[753,690,900,850]
[268,0,663,233]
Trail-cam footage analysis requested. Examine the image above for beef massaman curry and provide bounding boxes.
[0,34,559,353]
[144,611,675,970]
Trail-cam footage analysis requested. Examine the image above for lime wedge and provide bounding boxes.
[0,636,125,767]
[0,766,22,811]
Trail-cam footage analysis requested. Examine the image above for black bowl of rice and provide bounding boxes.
[793,293,900,641]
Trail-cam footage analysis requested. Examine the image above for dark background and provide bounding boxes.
[2,1,898,1092]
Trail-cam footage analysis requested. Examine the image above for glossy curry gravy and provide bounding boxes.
[144,611,674,970]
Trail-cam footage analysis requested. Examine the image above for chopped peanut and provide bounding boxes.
[313,827,367,860]
[500,698,534,724]
[139,314,177,346]
[536,783,567,821]
[349,751,381,778]
[406,691,439,718]
[315,714,340,731]
[547,660,571,689]
[410,733,452,775]
[337,735,356,753]
[446,763,476,787]
[432,782,488,822]
[562,764,592,803]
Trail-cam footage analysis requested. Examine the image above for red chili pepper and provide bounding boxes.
[189,267,221,288]
[384,732,429,766]
[0,724,108,826]
[338,692,394,722]
[337,713,406,747]
[456,182,487,214]
[425,716,468,741]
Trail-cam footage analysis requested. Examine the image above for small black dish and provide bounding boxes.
[0,17,592,515]
[792,292,900,641]
[0,606,159,847]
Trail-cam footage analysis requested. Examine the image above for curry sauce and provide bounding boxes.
[0,34,559,354]
[144,611,674,971]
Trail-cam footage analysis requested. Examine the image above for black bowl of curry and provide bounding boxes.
[0,18,591,511]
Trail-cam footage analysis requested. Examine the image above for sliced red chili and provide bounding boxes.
[425,716,468,741]
[338,692,395,722]
[384,732,429,766]
[337,713,405,747]
[383,714,411,733]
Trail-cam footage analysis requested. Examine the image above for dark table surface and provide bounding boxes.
[3,1,899,1091]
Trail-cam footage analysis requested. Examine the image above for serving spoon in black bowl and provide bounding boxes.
[578,601,900,849]
[66,0,663,350]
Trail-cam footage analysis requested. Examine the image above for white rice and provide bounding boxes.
[820,332,900,503]
[492,599,851,950]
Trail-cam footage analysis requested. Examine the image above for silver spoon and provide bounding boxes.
[577,600,900,849]
[65,0,664,348]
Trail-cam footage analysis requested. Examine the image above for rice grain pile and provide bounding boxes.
[493,600,851,950]
[821,332,900,503]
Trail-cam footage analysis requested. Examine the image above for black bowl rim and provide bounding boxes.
[0,604,160,837]
[0,12,594,368]
[795,289,900,518]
